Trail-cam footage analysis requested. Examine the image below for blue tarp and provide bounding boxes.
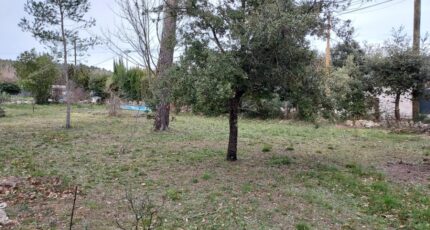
[120,105,151,112]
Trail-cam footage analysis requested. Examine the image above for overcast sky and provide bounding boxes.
[0,0,429,71]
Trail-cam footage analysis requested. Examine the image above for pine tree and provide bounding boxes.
[19,0,96,128]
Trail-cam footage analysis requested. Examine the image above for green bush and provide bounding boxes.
[111,60,151,102]
[89,74,110,99]
[14,49,58,104]
[0,82,21,95]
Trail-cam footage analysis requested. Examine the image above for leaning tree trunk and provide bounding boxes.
[226,92,243,161]
[154,0,177,131]
[394,93,401,121]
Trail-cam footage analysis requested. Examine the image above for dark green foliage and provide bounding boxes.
[123,68,147,101]
[111,60,151,102]
[88,74,109,99]
[173,0,329,113]
[69,64,91,90]
[332,40,365,68]
[0,82,21,95]
[168,51,235,116]
[287,66,329,121]
[13,49,58,104]
[330,56,369,120]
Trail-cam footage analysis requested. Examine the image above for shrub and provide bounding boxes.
[0,82,21,95]
[14,49,58,104]
[89,74,109,99]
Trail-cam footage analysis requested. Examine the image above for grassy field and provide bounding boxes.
[1,104,429,229]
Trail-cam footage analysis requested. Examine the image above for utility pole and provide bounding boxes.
[325,13,332,71]
[412,0,421,120]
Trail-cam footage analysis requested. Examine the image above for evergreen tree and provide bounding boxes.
[172,0,350,160]
[20,0,96,128]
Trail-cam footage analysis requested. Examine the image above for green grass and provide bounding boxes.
[0,104,429,229]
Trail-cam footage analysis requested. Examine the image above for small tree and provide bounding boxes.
[14,50,58,104]
[172,0,349,160]
[330,56,369,120]
[370,28,429,121]
[20,0,96,128]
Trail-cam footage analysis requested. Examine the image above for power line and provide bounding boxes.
[346,0,406,15]
[89,56,116,67]
[337,0,400,15]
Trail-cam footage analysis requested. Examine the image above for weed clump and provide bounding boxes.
[268,155,291,166]
[262,144,272,152]
[166,189,181,201]
[296,222,311,230]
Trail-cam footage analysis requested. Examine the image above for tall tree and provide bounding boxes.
[172,0,349,160]
[20,0,96,128]
[153,0,178,131]
[107,0,179,130]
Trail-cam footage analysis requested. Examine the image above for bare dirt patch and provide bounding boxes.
[0,176,76,228]
[382,160,430,184]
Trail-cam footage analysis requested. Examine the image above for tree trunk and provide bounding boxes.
[412,90,420,121]
[394,93,401,121]
[60,9,71,129]
[412,0,421,120]
[373,97,381,121]
[226,92,243,161]
[154,0,177,131]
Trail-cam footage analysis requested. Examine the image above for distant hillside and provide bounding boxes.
[0,59,112,84]
[0,59,17,83]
